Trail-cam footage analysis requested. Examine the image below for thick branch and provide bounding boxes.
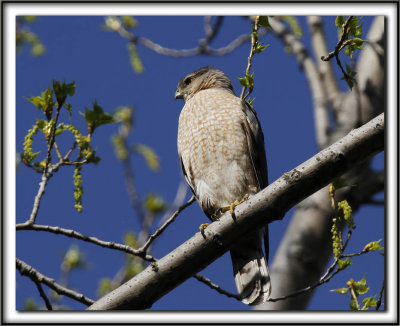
[307,16,341,116]
[87,113,384,310]
[257,17,385,311]
[269,17,330,148]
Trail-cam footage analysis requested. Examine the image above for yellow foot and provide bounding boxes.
[219,194,250,214]
[199,223,210,232]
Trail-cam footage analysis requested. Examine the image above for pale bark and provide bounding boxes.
[87,113,384,310]
[257,16,385,311]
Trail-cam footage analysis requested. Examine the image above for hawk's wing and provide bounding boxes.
[241,101,268,190]
[240,101,270,263]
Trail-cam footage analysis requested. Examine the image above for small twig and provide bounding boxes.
[16,258,94,306]
[26,173,50,225]
[203,16,223,44]
[33,278,53,310]
[194,274,241,301]
[321,16,354,61]
[348,282,361,310]
[53,141,63,161]
[376,280,384,310]
[112,16,264,58]
[158,177,188,226]
[64,141,77,161]
[240,16,260,100]
[139,196,195,253]
[16,223,156,262]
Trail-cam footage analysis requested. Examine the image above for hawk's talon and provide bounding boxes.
[220,194,250,215]
[199,223,209,232]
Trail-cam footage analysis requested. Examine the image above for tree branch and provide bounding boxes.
[269,17,330,148]
[87,113,384,310]
[32,278,53,310]
[257,17,385,311]
[16,223,156,262]
[139,195,195,253]
[307,16,341,122]
[16,258,94,306]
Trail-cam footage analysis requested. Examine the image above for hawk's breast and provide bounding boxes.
[178,89,257,216]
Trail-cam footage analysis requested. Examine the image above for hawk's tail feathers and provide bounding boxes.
[230,233,271,306]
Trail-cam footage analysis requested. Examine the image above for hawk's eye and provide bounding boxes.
[183,77,192,86]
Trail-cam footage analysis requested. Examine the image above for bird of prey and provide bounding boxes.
[175,66,271,305]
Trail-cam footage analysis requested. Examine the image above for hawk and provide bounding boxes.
[175,66,271,305]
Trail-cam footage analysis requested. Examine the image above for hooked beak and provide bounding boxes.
[174,90,184,100]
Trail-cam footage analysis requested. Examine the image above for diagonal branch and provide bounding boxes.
[16,258,94,306]
[139,195,195,253]
[87,113,384,310]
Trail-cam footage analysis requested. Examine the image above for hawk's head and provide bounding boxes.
[175,66,234,101]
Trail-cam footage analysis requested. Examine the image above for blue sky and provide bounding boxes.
[15,15,384,311]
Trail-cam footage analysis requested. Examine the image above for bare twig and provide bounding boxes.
[111,16,265,58]
[139,195,195,253]
[194,274,241,301]
[376,280,384,310]
[53,141,63,161]
[16,258,94,306]
[158,177,188,226]
[26,173,50,225]
[16,223,156,262]
[123,158,146,223]
[32,278,53,310]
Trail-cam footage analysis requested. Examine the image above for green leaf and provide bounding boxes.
[53,80,75,104]
[111,135,128,161]
[246,98,255,108]
[145,193,167,214]
[337,258,352,271]
[81,101,115,134]
[254,43,269,54]
[127,43,144,74]
[121,16,137,28]
[362,295,377,310]
[332,177,354,191]
[238,76,249,87]
[335,16,345,28]
[133,143,160,171]
[363,239,384,252]
[282,16,303,37]
[26,95,46,110]
[124,231,138,248]
[63,103,73,118]
[354,275,369,295]
[62,244,86,270]
[330,287,348,295]
[258,16,271,28]
[55,123,66,136]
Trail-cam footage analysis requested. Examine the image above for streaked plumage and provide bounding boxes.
[175,66,271,305]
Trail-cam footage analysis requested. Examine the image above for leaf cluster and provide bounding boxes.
[332,275,378,310]
[22,80,115,212]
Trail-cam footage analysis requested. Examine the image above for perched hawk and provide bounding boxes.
[175,66,271,305]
